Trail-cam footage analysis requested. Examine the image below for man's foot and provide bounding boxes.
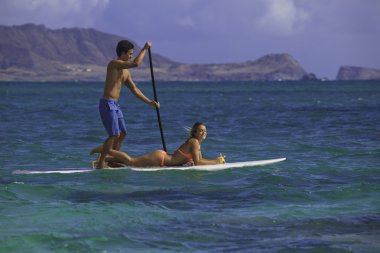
[92,161,110,169]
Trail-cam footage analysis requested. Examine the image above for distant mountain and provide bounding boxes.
[0,24,308,81]
[162,54,307,81]
[337,66,380,80]
[0,24,173,81]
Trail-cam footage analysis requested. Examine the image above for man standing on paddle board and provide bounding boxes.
[95,40,159,169]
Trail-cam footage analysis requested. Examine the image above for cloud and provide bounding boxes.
[257,0,310,35]
[0,0,109,27]
[178,16,195,28]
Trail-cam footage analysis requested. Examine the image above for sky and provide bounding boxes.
[0,0,379,79]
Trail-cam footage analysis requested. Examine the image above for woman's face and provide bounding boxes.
[195,125,207,141]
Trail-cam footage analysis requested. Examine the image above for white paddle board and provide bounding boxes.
[13,158,286,174]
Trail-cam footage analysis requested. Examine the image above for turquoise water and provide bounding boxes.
[0,81,379,252]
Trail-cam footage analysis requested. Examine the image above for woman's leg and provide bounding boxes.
[122,150,164,167]
[106,157,128,168]
[106,149,165,167]
[108,149,132,165]
[90,145,103,155]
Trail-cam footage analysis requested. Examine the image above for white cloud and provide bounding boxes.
[29,0,109,15]
[257,0,310,35]
[0,0,109,27]
[178,16,195,28]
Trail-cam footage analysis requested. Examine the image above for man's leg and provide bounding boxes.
[96,136,115,169]
[113,131,126,151]
[113,112,127,151]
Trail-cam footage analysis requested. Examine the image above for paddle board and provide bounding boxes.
[13,157,286,174]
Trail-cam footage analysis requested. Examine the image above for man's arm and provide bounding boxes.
[109,60,138,70]
[133,42,151,66]
[125,74,160,108]
[109,42,152,70]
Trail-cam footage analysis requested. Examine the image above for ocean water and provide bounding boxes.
[0,81,379,252]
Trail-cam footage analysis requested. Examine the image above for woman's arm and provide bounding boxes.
[190,139,224,165]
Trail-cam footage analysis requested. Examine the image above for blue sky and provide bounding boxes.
[1,0,379,79]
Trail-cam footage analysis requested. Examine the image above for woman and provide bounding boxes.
[90,122,225,168]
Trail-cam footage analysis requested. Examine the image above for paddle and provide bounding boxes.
[148,48,167,152]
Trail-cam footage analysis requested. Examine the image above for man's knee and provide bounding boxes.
[107,136,117,142]
[115,132,126,142]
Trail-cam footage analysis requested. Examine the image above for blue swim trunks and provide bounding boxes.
[99,99,127,137]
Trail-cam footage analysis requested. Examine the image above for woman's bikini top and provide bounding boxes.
[177,149,193,161]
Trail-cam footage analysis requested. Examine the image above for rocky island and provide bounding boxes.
[337,66,380,80]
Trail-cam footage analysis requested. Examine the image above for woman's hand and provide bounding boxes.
[217,154,226,164]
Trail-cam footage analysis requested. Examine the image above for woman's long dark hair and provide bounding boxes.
[188,122,205,139]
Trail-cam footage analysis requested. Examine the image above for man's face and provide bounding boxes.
[127,49,134,60]
[121,49,134,61]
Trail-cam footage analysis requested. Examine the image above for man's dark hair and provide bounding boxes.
[116,40,134,57]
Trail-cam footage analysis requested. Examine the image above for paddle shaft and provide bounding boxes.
[148,48,167,152]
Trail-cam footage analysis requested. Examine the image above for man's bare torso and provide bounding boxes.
[102,61,130,100]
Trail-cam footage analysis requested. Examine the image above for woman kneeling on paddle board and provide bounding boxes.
[90,122,225,168]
